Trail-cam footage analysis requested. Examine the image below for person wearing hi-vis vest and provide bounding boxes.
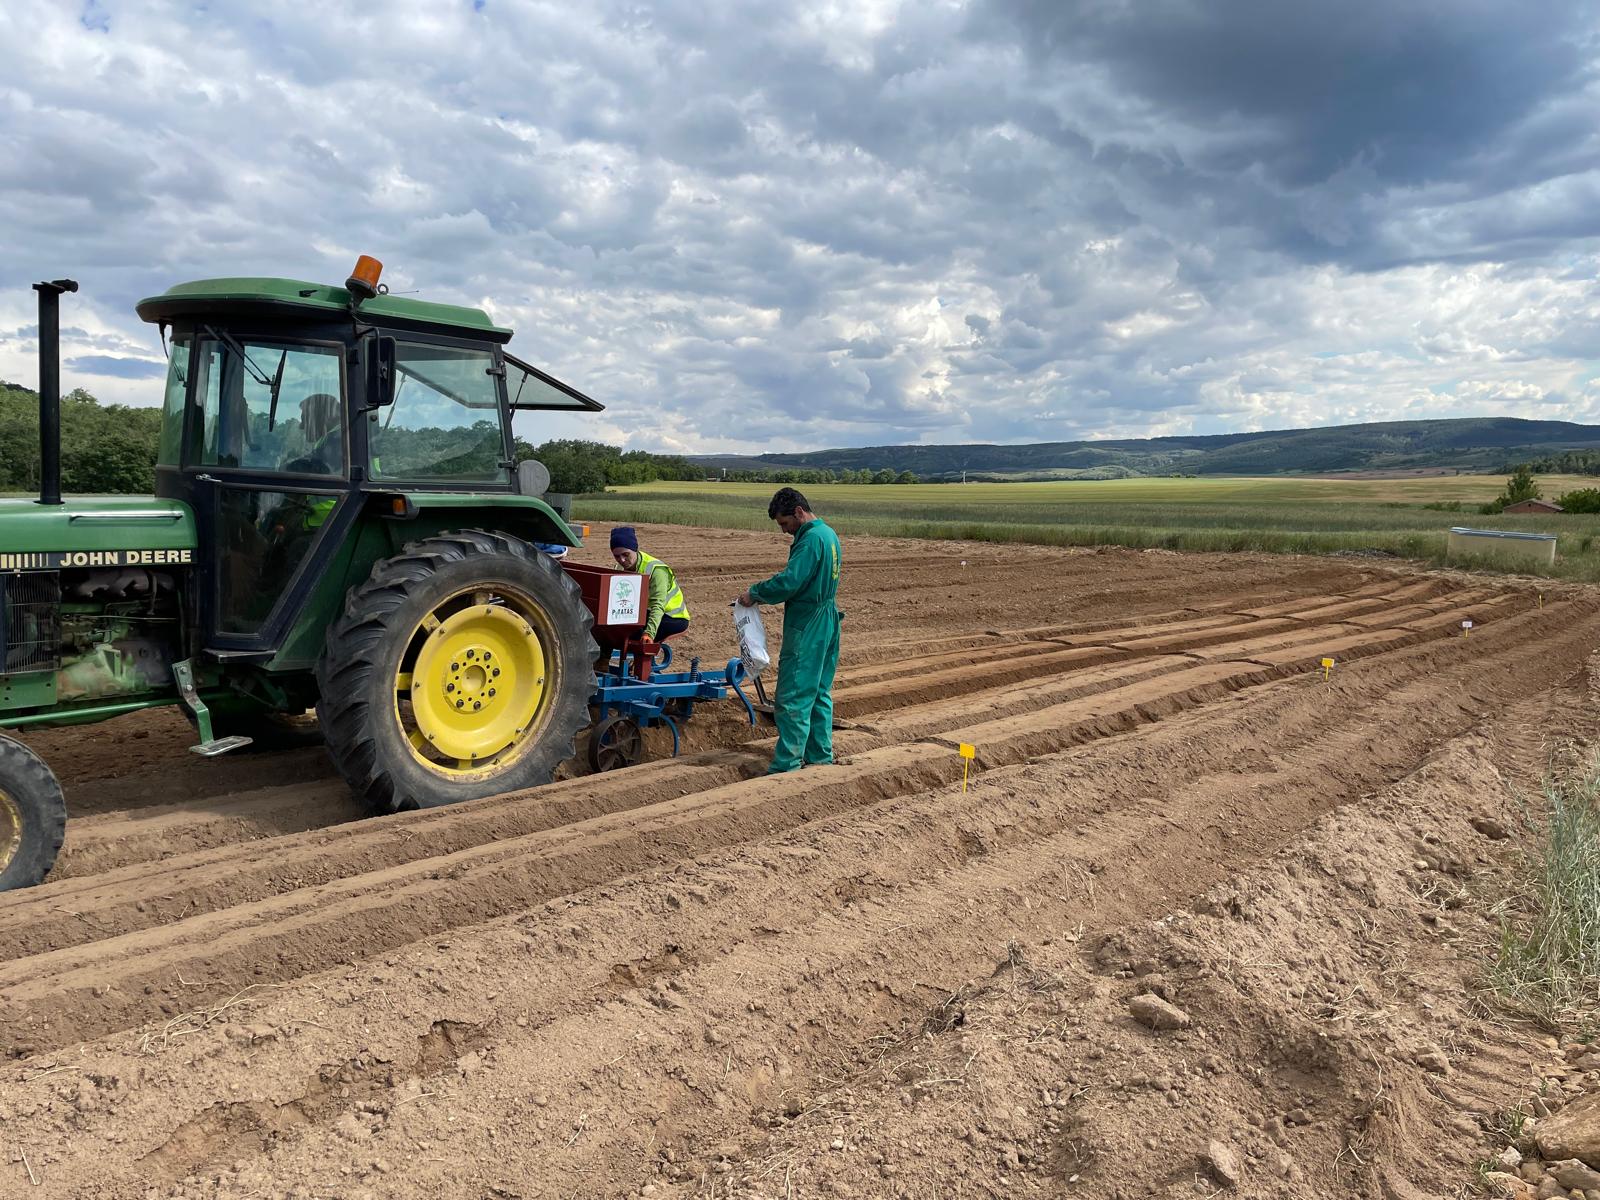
[736,487,842,775]
[279,392,343,532]
[261,393,344,560]
[609,526,691,642]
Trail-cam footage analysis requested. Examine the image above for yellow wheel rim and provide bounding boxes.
[0,788,20,875]
[395,587,554,776]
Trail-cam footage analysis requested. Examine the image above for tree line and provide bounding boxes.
[511,438,703,494]
[1495,450,1600,476]
[511,441,922,491]
[0,381,163,494]
[0,383,928,496]
[714,467,920,485]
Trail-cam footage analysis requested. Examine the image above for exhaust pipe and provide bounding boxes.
[32,279,77,507]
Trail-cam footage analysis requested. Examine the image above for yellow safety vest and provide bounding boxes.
[306,497,336,529]
[636,551,690,622]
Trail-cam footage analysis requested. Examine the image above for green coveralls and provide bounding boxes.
[748,518,842,774]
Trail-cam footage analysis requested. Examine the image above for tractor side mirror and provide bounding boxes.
[365,335,397,408]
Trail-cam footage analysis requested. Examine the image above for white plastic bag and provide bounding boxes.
[732,602,771,676]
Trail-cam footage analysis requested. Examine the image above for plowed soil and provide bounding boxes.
[0,527,1595,1200]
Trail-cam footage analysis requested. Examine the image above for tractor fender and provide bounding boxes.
[376,492,581,549]
[266,494,585,672]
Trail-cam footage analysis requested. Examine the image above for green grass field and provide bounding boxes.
[576,474,1600,580]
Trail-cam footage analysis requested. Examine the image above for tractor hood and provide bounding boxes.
[0,497,196,566]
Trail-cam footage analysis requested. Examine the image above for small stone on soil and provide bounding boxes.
[1203,1139,1242,1189]
[1127,993,1192,1031]
[1550,1159,1600,1190]
[1413,1044,1451,1074]
[1471,815,1511,839]
[1537,1093,1600,1168]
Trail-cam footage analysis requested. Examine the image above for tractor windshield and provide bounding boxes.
[368,343,509,484]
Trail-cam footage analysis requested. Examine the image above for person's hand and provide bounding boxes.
[735,590,756,607]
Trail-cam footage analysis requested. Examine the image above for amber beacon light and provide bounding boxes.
[345,255,384,302]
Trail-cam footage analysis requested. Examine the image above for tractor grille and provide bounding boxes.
[0,572,61,673]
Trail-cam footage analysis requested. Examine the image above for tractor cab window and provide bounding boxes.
[369,343,508,483]
[195,337,345,476]
[156,338,190,467]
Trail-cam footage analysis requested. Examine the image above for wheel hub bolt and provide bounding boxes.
[488,688,496,697]
[446,683,455,693]
[455,700,464,709]
[451,661,460,671]
[492,668,500,678]
[473,701,482,710]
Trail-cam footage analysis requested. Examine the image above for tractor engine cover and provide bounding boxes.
[65,568,178,603]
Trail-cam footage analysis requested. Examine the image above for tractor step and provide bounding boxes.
[188,735,254,757]
[171,659,253,757]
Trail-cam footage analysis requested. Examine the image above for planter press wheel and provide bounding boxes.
[588,715,644,773]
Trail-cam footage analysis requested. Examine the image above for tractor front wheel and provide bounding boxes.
[316,531,597,814]
[0,735,66,892]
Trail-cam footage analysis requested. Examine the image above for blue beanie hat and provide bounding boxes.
[609,526,639,552]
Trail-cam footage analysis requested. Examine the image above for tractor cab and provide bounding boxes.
[137,258,602,658]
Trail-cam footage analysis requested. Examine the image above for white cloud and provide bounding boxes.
[1,0,1598,451]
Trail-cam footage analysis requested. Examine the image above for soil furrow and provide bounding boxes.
[47,590,1594,1196]
[34,583,1482,895]
[2,591,1509,964]
[0,639,1434,1050]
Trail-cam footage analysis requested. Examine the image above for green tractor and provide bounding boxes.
[0,258,605,891]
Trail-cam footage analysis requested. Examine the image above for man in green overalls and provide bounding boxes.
[610,526,692,641]
[736,488,842,774]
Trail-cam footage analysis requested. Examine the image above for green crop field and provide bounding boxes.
[576,474,1600,580]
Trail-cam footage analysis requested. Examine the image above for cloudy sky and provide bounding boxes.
[3,0,1599,454]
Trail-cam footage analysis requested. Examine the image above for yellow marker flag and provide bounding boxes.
[959,743,975,792]
[1320,656,1335,682]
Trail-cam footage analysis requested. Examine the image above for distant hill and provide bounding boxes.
[688,418,1600,480]
[683,454,776,474]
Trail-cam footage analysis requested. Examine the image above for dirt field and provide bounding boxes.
[1,526,1597,1200]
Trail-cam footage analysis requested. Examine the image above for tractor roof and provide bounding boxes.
[135,277,513,342]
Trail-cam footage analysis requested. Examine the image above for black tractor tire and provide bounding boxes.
[316,530,597,814]
[0,735,67,892]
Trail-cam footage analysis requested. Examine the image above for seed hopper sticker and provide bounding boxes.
[604,573,645,624]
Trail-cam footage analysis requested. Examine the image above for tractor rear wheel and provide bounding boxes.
[0,735,66,892]
[316,530,597,814]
